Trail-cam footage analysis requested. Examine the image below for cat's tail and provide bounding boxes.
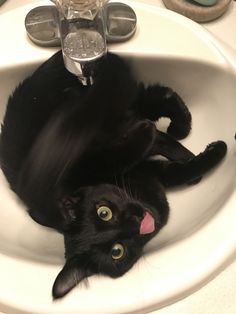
[16,53,138,229]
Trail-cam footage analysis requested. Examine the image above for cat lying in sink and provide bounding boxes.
[0,51,227,298]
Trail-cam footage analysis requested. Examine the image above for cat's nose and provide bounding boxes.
[123,206,144,224]
[132,210,145,223]
[122,207,145,236]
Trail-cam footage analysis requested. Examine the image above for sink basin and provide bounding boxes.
[1,1,236,314]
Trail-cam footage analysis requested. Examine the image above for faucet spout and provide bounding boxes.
[51,0,108,85]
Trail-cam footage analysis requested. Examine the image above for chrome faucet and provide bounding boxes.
[25,2,137,85]
[51,0,108,85]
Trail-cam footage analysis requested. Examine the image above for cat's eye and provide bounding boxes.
[111,243,125,260]
[97,206,113,221]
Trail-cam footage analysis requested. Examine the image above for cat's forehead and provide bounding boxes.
[88,183,126,200]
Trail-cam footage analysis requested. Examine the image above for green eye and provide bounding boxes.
[111,243,125,260]
[97,206,113,221]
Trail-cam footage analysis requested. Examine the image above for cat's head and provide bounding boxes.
[53,183,169,299]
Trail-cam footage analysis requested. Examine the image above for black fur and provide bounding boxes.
[0,51,227,299]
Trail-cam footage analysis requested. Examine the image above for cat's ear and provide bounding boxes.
[58,196,79,224]
[52,257,91,299]
[58,188,86,225]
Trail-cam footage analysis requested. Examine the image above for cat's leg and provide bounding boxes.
[146,141,227,187]
[149,130,195,161]
[105,123,195,176]
[133,83,191,140]
[96,119,157,174]
[148,130,203,185]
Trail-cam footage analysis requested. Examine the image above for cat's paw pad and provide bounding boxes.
[205,141,227,158]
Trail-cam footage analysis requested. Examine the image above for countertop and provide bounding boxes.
[0,1,236,313]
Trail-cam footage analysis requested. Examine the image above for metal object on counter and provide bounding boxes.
[25,3,137,47]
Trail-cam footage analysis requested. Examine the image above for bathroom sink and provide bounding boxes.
[1,1,236,314]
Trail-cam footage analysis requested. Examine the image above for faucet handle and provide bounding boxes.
[51,0,108,19]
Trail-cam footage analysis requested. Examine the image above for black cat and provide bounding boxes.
[0,51,227,299]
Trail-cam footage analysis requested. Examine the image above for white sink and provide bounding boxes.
[1,1,236,314]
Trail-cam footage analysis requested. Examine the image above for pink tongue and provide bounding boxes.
[140,211,155,235]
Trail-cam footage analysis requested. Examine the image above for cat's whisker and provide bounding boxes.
[55,160,71,186]
[122,180,130,201]
[139,254,153,271]
[127,178,134,201]
[120,175,129,201]
[124,178,133,201]
[132,187,139,202]
[73,270,80,286]
[124,177,136,202]
[113,174,125,200]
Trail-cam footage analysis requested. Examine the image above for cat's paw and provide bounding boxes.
[129,120,156,148]
[136,119,156,134]
[112,119,156,162]
[166,91,192,140]
[186,142,227,185]
[205,140,227,159]
[117,120,156,147]
[167,122,191,141]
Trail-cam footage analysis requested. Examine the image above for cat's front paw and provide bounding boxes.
[117,120,156,147]
[166,91,192,140]
[205,141,227,159]
[130,119,156,147]
[167,122,191,141]
[113,119,156,161]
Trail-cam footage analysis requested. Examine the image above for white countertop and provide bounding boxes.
[0,1,236,313]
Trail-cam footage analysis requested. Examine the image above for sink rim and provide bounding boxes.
[0,2,236,314]
[1,56,235,260]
